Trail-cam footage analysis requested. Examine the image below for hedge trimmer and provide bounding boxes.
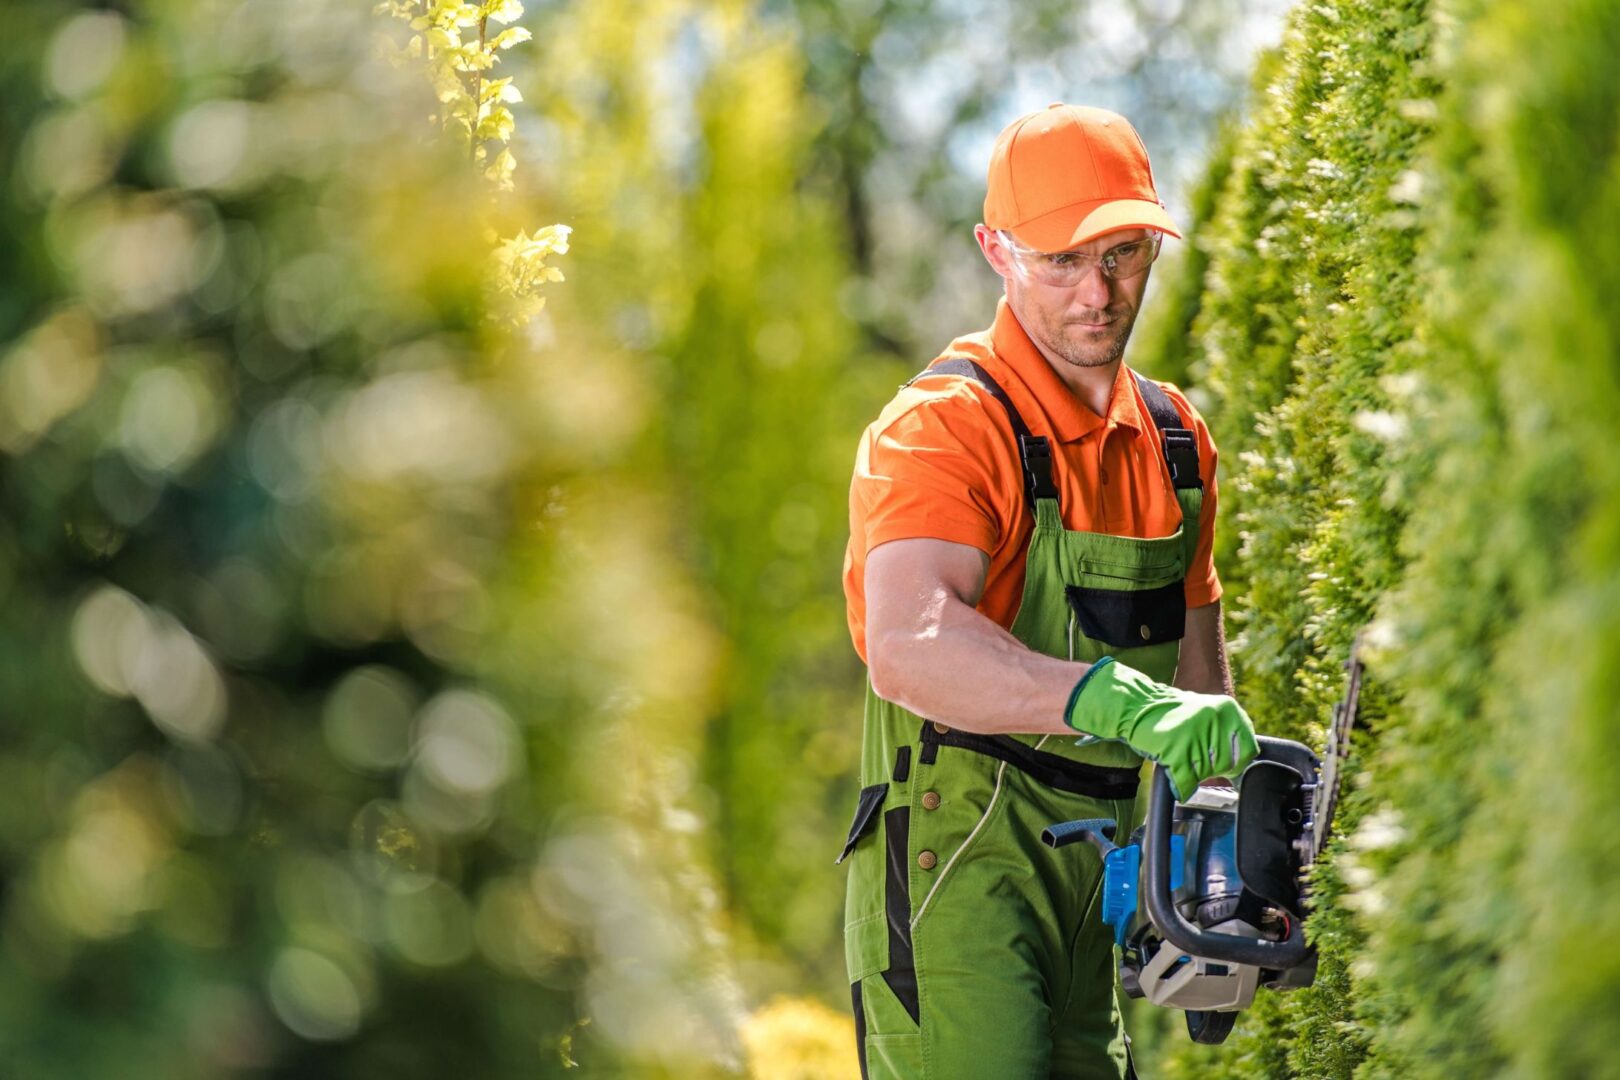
[1043,635,1364,1044]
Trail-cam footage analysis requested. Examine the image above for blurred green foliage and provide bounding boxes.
[0,0,741,1074]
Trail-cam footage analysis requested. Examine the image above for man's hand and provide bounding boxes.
[1065,658,1259,800]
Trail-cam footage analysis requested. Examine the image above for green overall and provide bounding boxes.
[839,358,1206,1079]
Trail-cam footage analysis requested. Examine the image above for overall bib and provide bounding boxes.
[838,358,1205,1079]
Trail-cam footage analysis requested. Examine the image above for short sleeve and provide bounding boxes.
[851,392,1013,558]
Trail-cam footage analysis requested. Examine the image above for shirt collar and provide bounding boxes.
[988,296,1145,442]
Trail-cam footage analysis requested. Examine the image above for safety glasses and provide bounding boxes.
[997,229,1163,286]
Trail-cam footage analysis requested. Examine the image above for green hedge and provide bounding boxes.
[1130,0,1620,1075]
[1366,0,1620,1075]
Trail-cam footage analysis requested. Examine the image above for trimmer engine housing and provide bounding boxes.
[1043,736,1324,1044]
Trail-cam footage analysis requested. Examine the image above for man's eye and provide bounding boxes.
[1110,242,1144,258]
[1047,253,1079,267]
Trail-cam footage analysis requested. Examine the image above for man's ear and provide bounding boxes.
[973,224,1015,281]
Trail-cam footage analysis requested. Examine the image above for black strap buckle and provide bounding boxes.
[1019,433,1060,505]
[1161,428,1202,489]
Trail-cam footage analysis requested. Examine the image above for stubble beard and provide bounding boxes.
[1032,303,1138,370]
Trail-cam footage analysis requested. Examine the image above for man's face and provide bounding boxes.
[977,226,1155,371]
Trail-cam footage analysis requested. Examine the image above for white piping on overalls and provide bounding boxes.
[909,733,1052,932]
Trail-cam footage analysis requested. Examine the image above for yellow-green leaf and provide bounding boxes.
[480,77,521,105]
[490,26,531,50]
[476,106,515,143]
[485,0,523,25]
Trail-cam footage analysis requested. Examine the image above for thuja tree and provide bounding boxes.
[1129,0,1620,1075]
[1125,0,1432,1074]
[1356,0,1620,1075]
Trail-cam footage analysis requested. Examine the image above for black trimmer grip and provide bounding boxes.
[1254,736,1317,779]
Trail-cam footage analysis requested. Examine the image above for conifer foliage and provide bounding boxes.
[1132,0,1620,1075]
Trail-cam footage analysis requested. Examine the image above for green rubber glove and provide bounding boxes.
[1063,656,1260,801]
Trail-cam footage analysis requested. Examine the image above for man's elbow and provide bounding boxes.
[865,628,915,705]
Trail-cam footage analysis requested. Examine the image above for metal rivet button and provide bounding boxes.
[1139,625,1152,640]
[918,850,938,870]
[932,722,950,734]
[921,791,941,810]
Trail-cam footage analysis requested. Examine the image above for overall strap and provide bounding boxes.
[1132,371,1206,576]
[904,358,1059,516]
[1132,372,1203,490]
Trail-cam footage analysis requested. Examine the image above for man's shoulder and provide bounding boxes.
[868,348,1016,447]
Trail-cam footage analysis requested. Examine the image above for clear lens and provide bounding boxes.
[1003,231,1162,286]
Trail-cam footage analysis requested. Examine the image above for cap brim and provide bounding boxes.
[1007,197,1182,252]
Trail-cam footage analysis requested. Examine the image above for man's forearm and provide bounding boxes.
[1172,599,1234,698]
[868,596,1093,737]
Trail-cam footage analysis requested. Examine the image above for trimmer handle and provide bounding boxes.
[1140,735,1314,969]
[1041,818,1119,857]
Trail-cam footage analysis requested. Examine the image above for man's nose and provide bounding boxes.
[1073,262,1113,310]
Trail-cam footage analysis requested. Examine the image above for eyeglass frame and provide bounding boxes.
[995,228,1164,285]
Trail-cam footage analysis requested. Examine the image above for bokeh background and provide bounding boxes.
[2,0,1617,1077]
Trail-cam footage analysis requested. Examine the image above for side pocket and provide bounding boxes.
[836,783,889,865]
[843,783,892,984]
[841,788,920,1027]
[1066,579,1186,650]
[864,1033,924,1078]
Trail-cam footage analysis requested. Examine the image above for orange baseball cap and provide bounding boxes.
[984,103,1181,252]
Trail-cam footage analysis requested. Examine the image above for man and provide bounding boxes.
[837,104,1260,1079]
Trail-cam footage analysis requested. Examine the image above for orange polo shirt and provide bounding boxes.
[843,297,1222,664]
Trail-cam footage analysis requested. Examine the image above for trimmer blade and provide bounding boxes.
[1310,631,1364,863]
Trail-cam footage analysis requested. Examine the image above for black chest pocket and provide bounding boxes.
[1065,579,1186,650]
